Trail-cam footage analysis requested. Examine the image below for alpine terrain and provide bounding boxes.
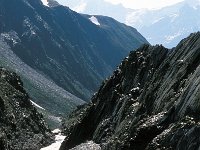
[0,68,52,150]
[126,0,200,47]
[0,0,200,150]
[63,0,200,48]
[0,0,147,127]
[61,32,200,150]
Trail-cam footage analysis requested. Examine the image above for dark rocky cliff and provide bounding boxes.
[0,68,52,150]
[61,32,200,150]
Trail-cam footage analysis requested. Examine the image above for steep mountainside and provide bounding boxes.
[61,32,200,150]
[0,68,52,150]
[0,0,148,101]
[58,0,131,22]
[0,38,84,128]
[63,0,200,48]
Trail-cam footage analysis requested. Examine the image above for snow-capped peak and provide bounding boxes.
[41,0,49,7]
[89,16,101,26]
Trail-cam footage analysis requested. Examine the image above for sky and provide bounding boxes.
[57,0,184,9]
[105,0,184,9]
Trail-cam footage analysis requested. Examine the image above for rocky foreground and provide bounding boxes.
[0,68,52,150]
[61,32,200,150]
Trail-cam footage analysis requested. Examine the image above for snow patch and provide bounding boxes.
[152,17,164,24]
[41,129,66,150]
[41,0,49,7]
[52,129,61,134]
[30,100,45,110]
[89,16,100,26]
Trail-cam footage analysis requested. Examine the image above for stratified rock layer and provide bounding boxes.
[61,32,200,150]
[0,68,52,150]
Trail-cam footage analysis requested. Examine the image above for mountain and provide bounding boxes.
[59,0,132,22]
[0,0,147,128]
[61,32,200,149]
[0,37,85,128]
[0,68,52,150]
[126,0,200,48]
[63,0,200,48]
[0,0,148,102]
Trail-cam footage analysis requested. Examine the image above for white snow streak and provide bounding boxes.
[30,100,46,110]
[152,17,164,24]
[41,0,49,7]
[89,16,101,26]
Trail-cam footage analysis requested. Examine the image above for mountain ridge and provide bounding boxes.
[0,0,148,101]
[62,0,200,48]
[0,0,147,128]
[0,36,85,128]
[0,67,53,150]
[60,32,200,150]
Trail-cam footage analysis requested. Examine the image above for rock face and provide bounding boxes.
[0,68,52,150]
[0,38,85,129]
[0,0,148,101]
[61,32,200,150]
[0,0,147,128]
[69,141,101,150]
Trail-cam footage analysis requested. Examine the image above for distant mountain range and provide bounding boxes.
[126,0,200,48]
[0,0,147,127]
[58,0,131,23]
[58,0,131,22]
[63,0,200,48]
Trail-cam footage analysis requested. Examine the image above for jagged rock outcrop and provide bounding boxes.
[60,32,200,150]
[0,68,52,150]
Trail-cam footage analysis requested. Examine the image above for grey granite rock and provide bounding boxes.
[61,32,200,150]
[0,68,53,150]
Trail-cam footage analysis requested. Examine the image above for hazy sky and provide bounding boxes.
[57,0,184,9]
[105,0,183,9]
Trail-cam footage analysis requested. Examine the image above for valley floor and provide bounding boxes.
[41,129,101,150]
[41,129,66,150]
